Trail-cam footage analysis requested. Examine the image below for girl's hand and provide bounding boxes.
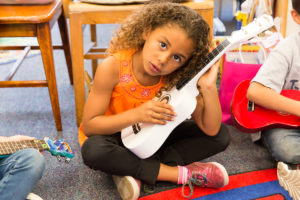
[7,135,35,142]
[197,58,220,89]
[134,99,176,125]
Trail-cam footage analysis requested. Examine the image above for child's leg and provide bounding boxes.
[155,121,230,166]
[81,122,229,185]
[156,121,230,182]
[81,134,160,185]
[0,149,45,200]
[262,128,300,164]
[153,122,230,198]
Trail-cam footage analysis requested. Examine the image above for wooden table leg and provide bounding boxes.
[37,22,62,131]
[58,9,73,85]
[69,12,86,127]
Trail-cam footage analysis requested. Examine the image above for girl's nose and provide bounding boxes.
[158,52,170,66]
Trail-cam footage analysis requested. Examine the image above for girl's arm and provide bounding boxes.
[82,56,136,136]
[82,56,175,136]
[192,60,221,136]
[247,82,300,117]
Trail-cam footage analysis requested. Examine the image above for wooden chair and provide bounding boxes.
[63,0,214,126]
[0,0,73,131]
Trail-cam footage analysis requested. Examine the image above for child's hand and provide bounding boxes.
[197,58,220,89]
[135,99,176,125]
[7,135,35,142]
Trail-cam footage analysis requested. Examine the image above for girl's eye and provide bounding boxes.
[173,55,181,63]
[160,42,167,49]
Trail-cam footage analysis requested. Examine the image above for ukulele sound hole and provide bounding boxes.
[160,94,171,104]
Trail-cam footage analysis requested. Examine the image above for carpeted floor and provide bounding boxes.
[0,16,282,200]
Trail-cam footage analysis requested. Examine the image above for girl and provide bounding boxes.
[80,1,230,199]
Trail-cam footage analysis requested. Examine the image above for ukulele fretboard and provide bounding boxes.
[176,39,230,90]
[0,140,49,155]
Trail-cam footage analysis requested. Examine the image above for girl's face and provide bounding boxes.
[142,25,194,76]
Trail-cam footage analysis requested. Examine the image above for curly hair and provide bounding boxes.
[108,1,211,93]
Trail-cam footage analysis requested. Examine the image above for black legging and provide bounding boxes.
[81,120,230,185]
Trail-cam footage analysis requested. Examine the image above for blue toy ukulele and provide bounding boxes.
[0,137,74,162]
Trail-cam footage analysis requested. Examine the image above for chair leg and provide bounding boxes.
[58,10,73,85]
[92,59,98,77]
[90,24,98,77]
[70,13,86,126]
[37,22,62,131]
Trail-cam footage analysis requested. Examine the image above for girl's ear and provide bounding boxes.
[291,9,300,25]
[142,32,148,40]
[142,29,150,40]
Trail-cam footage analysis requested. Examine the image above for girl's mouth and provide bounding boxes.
[150,63,161,73]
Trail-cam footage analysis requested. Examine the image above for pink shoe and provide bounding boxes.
[182,162,229,198]
[112,175,141,200]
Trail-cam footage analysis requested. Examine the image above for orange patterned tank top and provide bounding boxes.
[78,49,165,146]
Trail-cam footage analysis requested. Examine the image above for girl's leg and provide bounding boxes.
[0,149,45,200]
[81,134,160,185]
[154,122,230,198]
[262,128,300,164]
[81,122,230,185]
[155,120,230,166]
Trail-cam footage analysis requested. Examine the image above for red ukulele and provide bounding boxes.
[231,79,300,133]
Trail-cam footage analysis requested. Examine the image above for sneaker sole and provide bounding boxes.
[209,162,229,186]
[277,162,300,200]
[26,193,43,200]
[112,175,140,200]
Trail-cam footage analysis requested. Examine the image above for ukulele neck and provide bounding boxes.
[0,140,49,155]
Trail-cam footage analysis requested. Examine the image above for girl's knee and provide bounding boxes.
[81,139,109,167]
[217,124,231,150]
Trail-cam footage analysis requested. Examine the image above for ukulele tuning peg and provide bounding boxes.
[56,155,62,162]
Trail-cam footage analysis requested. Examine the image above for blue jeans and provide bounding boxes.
[0,148,45,200]
[262,128,300,164]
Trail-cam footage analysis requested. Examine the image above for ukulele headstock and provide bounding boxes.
[228,14,274,46]
[44,137,74,162]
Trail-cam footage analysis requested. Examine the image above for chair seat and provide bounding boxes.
[78,0,148,5]
[69,0,213,13]
[0,0,61,23]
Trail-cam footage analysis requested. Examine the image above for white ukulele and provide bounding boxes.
[121,14,274,159]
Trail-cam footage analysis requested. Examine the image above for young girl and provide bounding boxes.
[80,1,230,199]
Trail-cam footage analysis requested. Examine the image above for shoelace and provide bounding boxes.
[143,183,155,194]
[181,172,208,198]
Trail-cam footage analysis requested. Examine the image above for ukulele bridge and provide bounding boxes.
[248,101,255,111]
[132,123,141,134]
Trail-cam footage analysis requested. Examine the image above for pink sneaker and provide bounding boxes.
[182,162,229,198]
[112,175,141,200]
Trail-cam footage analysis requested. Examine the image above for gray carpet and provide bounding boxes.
[0,21,276,199]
